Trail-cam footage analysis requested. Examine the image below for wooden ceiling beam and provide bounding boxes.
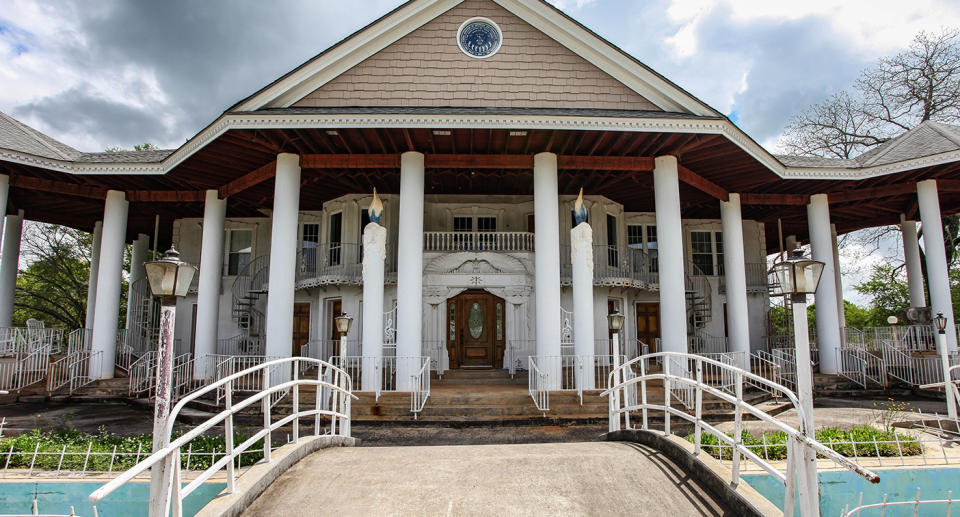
[740,192,810,206]
[296,154,656,171]
[11,175,107,200]
[677,165,728,201]
[219,161,276,198]
[126,190,207,203]
[825,182,917,204]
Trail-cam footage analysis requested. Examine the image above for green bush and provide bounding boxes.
[686,425,922,461]
[0,427,264,472]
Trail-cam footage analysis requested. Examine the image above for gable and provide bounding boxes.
[291,0,661,111]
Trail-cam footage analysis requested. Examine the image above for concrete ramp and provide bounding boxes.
[241,442,732,516]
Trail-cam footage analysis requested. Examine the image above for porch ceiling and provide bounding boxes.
[3,126,960,252]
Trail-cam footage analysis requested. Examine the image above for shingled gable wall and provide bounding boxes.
[292,0,661,110]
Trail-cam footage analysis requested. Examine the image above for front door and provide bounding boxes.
[636,302,660,354]
[292,303,310,357]
[447,290,505,369]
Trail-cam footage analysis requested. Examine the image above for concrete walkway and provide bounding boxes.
[241,441,731,517]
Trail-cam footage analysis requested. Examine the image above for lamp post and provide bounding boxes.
[608,312,625,383]
[143,248,197,517]
[334,313,353,362]
[935,312,958,420]
[770,248,824,517]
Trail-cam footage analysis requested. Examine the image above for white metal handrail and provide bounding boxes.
[604,351,880,517]
[411,357,431,419]
[843,489,955,516]
[0,343,52,392]
[920,364,960,420]
[47,350,102,394]
[89,357,357,517]
[528,356,549,412]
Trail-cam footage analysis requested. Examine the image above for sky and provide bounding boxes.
[1,0,958,303]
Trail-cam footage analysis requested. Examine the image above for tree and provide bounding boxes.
[104,143,159,152]
[781,28,960,158]
[13,222,129,330]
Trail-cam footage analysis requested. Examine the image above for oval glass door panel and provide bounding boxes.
[468,302,484,339]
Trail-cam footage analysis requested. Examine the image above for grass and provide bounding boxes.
[686,425,923,461]
[0,427,264,471]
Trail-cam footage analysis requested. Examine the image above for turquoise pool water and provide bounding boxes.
[743,467,959,516]
[0,481,225,517]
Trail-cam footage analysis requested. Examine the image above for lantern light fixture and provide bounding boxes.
[144,247,197,300]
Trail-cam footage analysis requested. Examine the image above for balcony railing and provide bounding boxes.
[423,231,535,253]
[719,262,770,293]
[560,245,658,287]
[296,242,397,287]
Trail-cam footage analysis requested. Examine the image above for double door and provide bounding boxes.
[447,290,505,369]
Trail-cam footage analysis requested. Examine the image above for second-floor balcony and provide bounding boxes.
[560,245,659,288]
[296,242,398,287]
[423,231,535,253]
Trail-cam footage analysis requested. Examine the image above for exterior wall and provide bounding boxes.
[167,193,771,364]
[293,0,659,111]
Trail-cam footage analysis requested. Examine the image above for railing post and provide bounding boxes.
[262,366,271,463]
[664,358,671,436]
[732,371,743,485]
[170,450,183,517]
[694,359,703,455]
[640,358,648,430]
[292,360,300,444]
[224,378,235,494]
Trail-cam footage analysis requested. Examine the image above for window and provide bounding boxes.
[452,216,497,249]
[715,231,724,276]
[329,212,342,266]
[302,223,319,271]
[477,217,496,232]
[452,216,473,249]
[647,225,658,273]
[358,209,370,261]
[225,229,252,276]
[453,216,473,232]
[690,231,714,276]
[627,225,643,248]
[690,230,724,276]
[606,214,618,267]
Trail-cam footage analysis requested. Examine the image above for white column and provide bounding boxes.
[125,234,149,330]
[653,155,687,354]
[831,224,845,328]
[918,180,957,352]
[265,154,301,362]
[396,152,425,390]
[571,221,596,389]
[361,222,387,391]
[194,190,227,380]
[807,194,841,374]
[721,194,750,369]
[0,210,23,327]
[90,191,129,379]
[900,217,926,307]
[85,221,103,330]
[534,153,562,388]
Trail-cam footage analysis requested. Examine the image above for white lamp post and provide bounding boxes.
[143,248,197,517]
[334,313,353,361]
[770,248,824,517]
[935,312,958,420]
[608,312,625,383]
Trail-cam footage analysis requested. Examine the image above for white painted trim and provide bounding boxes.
[2,111,960,182]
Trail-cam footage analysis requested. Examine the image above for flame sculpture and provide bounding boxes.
[573,187,588,225]
[369,188,384,224]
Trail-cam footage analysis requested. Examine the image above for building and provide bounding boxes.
[0,0,958,396]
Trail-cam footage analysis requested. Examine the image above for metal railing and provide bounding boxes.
[411,357,431,419]
[528,356,549,413]
[214,355,285,405]
[216,334,264,356]
[296,242,398,287]
[424,231,535,252]
[507,340,535,375]
[128,352,192,399]
[863,325,937,351]
[47,350,102,394]
[0,343,52,393]
[688,332,728,355]
[749,350,795,395]
[89,357,357,517]
[67,328,93,353]
[919,364,960,420]
[719,262,769,293]
[604,351,880,517]
[560,245,658,287]
[843,489,956,517]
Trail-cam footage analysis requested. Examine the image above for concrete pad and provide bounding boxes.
[241,441,731,516]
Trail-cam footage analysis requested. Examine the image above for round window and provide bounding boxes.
[457,18,502,59]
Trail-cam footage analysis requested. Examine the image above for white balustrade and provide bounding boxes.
[423,231,535,252]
